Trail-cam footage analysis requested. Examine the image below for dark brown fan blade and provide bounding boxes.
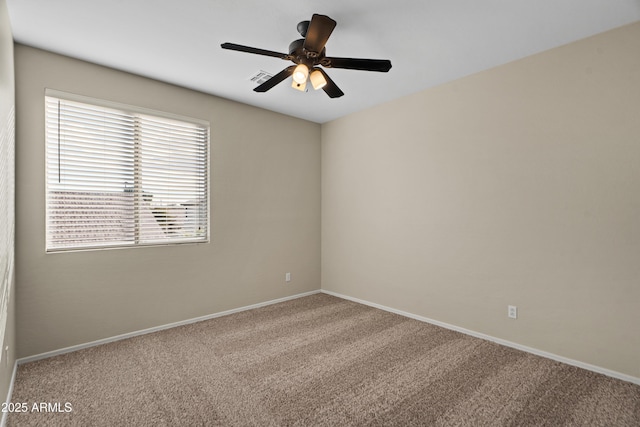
[303,14,336,56]
[318,69,344,98]
[323,57,392,72]
[221,42,290,60]
[254,66,296,93]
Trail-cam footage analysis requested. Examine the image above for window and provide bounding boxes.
[45,90,209,251]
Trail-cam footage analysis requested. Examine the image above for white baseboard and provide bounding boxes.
[12,287,639,388]
[321,289,640,386]
[17,290,321,365]
[1,360,18,427]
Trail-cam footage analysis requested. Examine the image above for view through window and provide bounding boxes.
[45,91,209,251]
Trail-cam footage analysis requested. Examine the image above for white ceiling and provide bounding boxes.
[6,0,640,123]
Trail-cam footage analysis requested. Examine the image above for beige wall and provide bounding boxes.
[15,45,321,358]
[322,22,640,378]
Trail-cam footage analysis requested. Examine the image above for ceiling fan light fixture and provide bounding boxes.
[291,78,307,91]
[310,69,327,90]
[221,13,391,99]
[292,64,309,84]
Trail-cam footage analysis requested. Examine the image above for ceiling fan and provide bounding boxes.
[221,14,392,98]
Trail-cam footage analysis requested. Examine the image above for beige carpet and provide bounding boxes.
[7,293,640,426]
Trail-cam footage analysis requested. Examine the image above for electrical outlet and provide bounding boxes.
[285,272,291,282]
[508,305,517,319]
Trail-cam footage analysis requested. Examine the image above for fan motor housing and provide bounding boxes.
[289,39,325,66]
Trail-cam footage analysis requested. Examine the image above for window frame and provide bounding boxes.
[44,89,210,253]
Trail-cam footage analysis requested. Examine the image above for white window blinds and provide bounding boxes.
[45,92,209,251]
